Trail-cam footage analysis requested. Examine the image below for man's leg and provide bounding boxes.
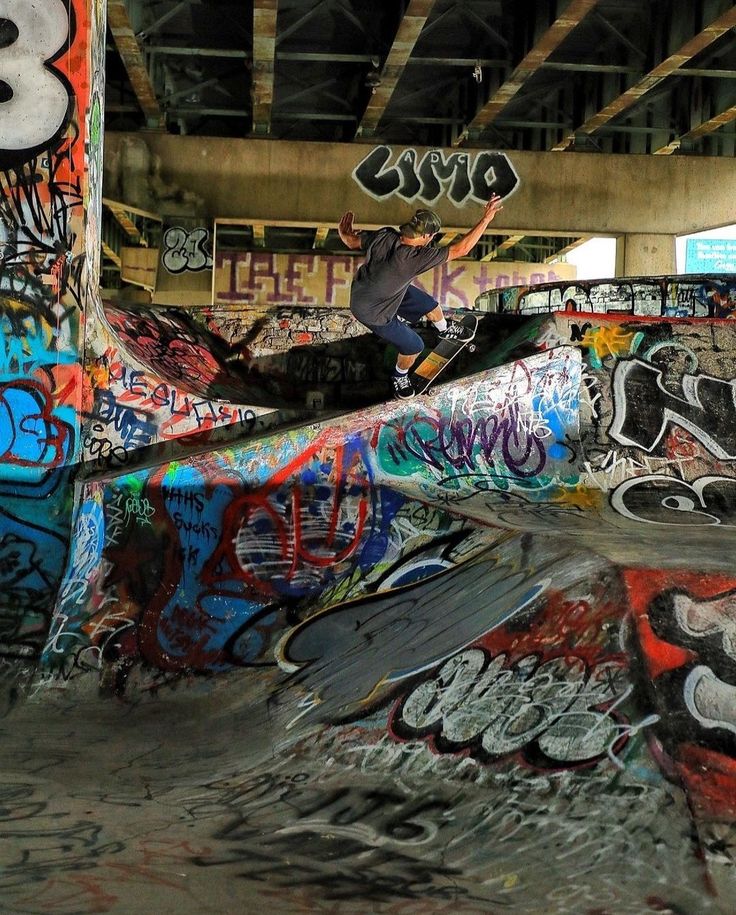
[397,286,473,341]
[364,317,424,398]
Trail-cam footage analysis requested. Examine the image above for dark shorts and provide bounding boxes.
[360,285,437,356]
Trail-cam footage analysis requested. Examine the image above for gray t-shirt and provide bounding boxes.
[349,227,449,326]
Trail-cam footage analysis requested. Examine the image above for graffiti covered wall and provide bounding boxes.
[29,305,736,911]
[214,250,575,311]
[2,3,736,913]
[487,274,736,318]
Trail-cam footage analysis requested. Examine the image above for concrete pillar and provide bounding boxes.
[616,233,676,277]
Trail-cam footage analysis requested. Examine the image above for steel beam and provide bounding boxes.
[456,0,601,146]
[252,0,278,135]
[108,0,164,123]
[552,6,736,151]
[356,0,440,139]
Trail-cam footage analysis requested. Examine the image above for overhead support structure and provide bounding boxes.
[546,236,590,262]
[356,0,439,139]
[455,0,601,146]
[104,132,736,240]
[552,5,736,151]
[481,235,526,262]
[136,0,192,41]
[252,0,278,135]
[654,101,736,155]
[103,199,145,244]
[107,0,164,126]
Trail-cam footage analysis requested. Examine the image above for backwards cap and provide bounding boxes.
[412,209,441,235]
[400,208,442,238]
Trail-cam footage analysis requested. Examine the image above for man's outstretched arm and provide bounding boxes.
[447,195,503,261]
[338,211,363,250]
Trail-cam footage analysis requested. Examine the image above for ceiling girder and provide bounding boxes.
[455,0,602,145]
[252,0,279,135]
[107,0,163,123]
[136,0,193,41]
[552,5,736,151]
[356,0,440,139]
[654,102,736,155]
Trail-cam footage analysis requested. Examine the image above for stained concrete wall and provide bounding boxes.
[105,132,736,238]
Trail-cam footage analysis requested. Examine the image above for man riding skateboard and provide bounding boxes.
[338,194,503,399]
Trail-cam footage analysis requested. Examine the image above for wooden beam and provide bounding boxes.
[553,5,736,151]
[481,235,525,261]
[252,0,278,135]
[437,231,459,246]
[356,0,439,139]
[103,200,144,244]
[101,241,122,269]
[456,0,601,145]
[545,236,590,261]
[107,1,163,123]
[653,102,736,155]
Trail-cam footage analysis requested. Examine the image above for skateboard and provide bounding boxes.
[410,313,479,395]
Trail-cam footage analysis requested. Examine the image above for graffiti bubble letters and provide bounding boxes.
[610,359,736,458]
[0,0,72,168]
[392,648,627,768]
[162,226,213,275]
[353,146,519,205]
[612,474,736,526]
[673,591,736,660]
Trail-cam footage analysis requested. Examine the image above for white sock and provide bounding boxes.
[394,365,409,375]
[433,318,448,332]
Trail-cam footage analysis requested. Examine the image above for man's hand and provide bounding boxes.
[338,211,363,249]
[483,194,503,222]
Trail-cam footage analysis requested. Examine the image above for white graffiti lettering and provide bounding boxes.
[0,0,70,157]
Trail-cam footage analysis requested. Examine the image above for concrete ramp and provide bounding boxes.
[5,289,734,913]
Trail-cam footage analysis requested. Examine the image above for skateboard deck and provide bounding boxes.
[411,313,479,395]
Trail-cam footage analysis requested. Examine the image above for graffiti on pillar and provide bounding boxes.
[352,146,519,205]
[0,0,73,170]
[0,0,91,659]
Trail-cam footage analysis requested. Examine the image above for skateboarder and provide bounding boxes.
[338,194,503,398]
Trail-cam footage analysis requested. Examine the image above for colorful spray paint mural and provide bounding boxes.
[0,0,99,665]
[1,1,736,913]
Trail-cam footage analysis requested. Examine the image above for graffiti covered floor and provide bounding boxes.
[4,293,736,915]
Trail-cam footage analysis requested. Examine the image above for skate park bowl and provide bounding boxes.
[3,4,736,914]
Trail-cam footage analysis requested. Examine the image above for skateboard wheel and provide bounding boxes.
[468,344,476,353]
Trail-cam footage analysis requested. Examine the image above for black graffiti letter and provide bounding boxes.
[352,146,401,199]
[470,152,519,202]
[417,150,472,205]
[610,359,736,458]
[395,149,421,200]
